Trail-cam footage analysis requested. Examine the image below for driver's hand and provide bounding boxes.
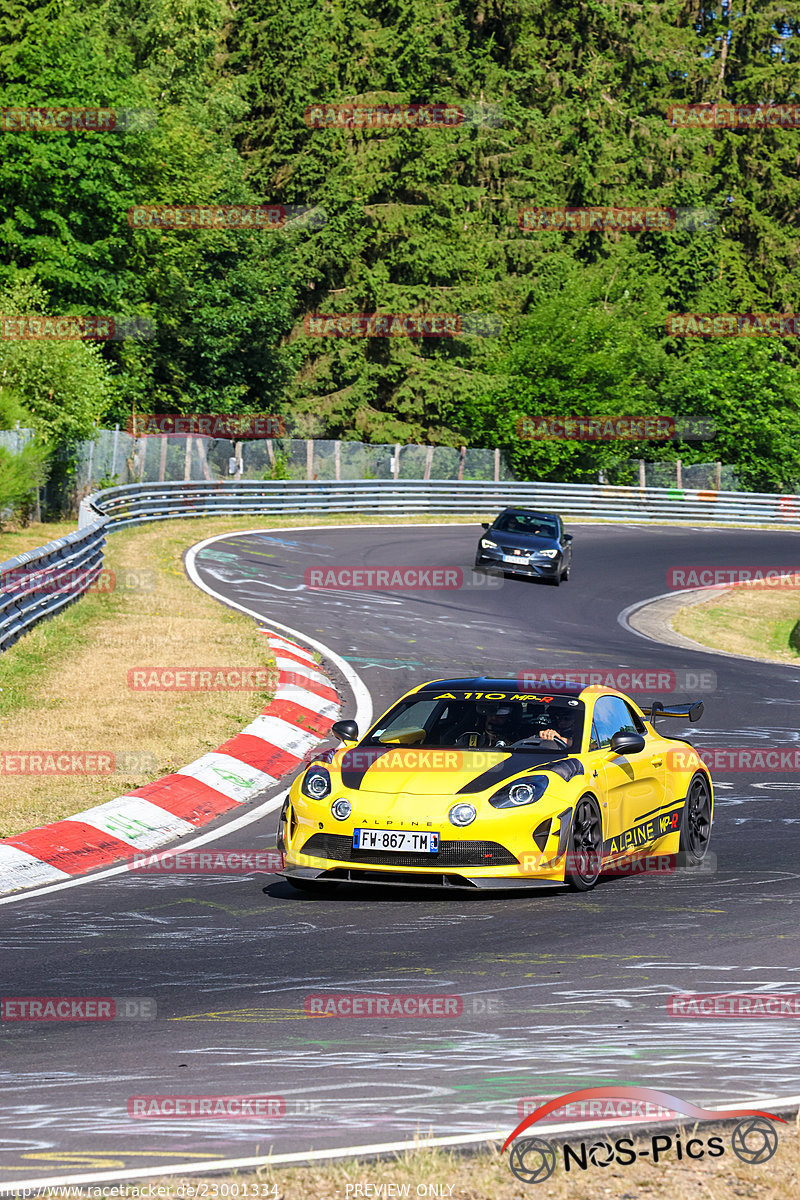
[539,728,560,740]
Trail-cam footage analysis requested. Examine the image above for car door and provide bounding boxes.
[589,695,666,856]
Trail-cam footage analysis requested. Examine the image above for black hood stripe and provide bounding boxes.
[341,746,396,790]
[341,747,581,793]
[457,753,572,794]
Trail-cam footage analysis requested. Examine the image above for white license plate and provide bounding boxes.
[353,829,440,853]
[503,553,529,564]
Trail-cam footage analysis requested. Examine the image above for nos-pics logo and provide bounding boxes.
[503,1086,783,1184]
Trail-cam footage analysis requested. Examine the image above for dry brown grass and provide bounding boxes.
[0,518,78,562]
[0,519,280,837]
[672,579,800,662]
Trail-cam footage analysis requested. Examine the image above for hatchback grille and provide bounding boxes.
[300,833,518,868]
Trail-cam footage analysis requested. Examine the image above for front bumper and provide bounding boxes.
[476,548,562,578]
[282,864,564,890]
[282,820,573,890]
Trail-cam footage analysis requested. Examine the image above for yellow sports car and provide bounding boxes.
[277,677,713,892]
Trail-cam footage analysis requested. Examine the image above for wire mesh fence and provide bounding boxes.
[3,426,741,515]
[64,432,516,488]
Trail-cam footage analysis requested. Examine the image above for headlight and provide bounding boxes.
[535,549,559,559]
[449,802,477,826]
[331,797,352,821]
[301,767,331,799]
[489,775,549,809]
[480,538,497,549]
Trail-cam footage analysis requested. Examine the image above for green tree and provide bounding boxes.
[0,391,48,529]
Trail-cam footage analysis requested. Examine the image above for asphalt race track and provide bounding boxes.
[2,520,800,1182]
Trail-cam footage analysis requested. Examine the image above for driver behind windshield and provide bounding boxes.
[455,702,519,748]
[537,706,579,748]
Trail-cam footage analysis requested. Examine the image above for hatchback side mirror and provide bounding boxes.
[481,522,490,530]
[609,731,646,756]
[562,533,573,543]
[331,719,359,743]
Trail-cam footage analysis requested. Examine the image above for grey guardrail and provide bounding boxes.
[77,478,800,531]
[0,519,107,652]
[3,478,799,652]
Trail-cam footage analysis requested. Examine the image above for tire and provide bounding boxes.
[564,795,603,891]
[276,798,290,854]
[287,877,339,894]
[679,773,713,864]
[560,562,570,582]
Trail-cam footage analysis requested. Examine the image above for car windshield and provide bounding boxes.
[494,513,558,539]
[363,692,584,751]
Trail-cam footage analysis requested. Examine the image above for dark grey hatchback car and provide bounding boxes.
[474,508,573,585]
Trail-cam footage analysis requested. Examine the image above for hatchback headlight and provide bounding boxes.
[301,767,331,799]
[480,538,497,549]
[535,549,559,559]
[489,775,549,809]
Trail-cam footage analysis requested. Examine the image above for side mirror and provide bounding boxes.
[609,731,646,756]
[331,719,359,743]
[562,533,573,543]
[481,522,490,530]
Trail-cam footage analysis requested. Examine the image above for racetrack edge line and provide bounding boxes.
[2,1094,799,1189]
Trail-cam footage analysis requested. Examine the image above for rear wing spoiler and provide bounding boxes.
[642,701,704,726]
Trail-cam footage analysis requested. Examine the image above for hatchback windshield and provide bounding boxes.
[365,692,584,751]
[494,513,558,539]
